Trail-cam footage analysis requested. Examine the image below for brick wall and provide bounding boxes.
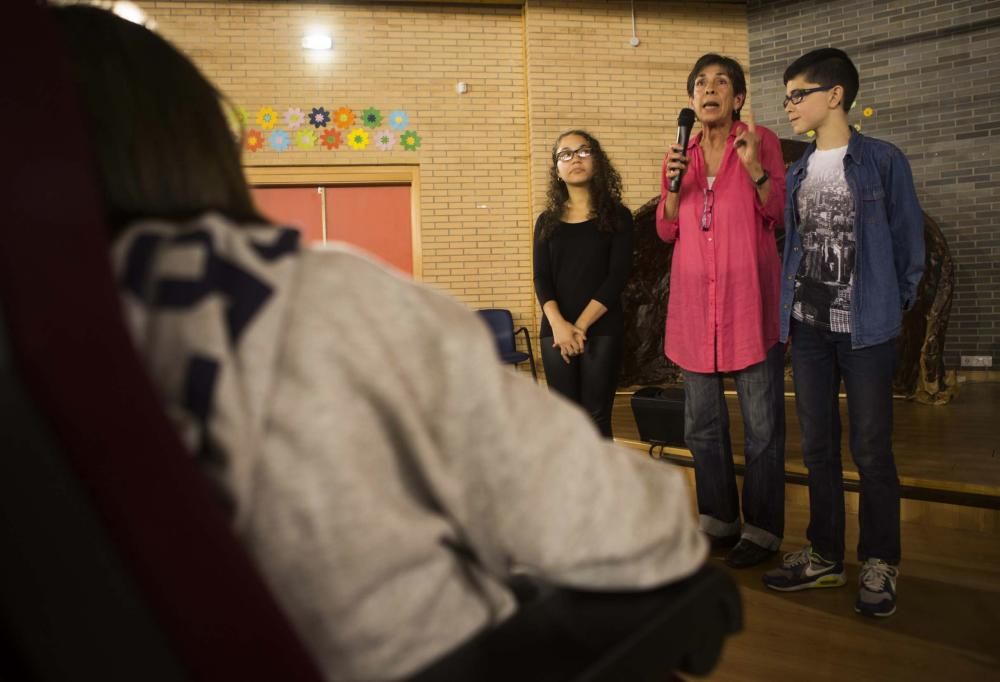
[747,0,1000,369]
[143,0,749,347]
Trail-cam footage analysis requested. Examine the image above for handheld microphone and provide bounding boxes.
[668,108,696,193]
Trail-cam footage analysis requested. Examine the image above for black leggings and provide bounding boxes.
[540,334,623,439]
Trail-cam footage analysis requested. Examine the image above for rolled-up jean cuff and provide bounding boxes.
[699,514,740,538]
[741,523,781,551]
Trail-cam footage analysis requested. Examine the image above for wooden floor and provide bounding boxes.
[696,494,1000,679]
[667,470,1000,682]
[608,382,1000,680]
[613,381,1000,499]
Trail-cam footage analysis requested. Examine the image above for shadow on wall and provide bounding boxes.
[621,139,957,405]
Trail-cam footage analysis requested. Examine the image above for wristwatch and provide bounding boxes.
[752,170,769,187]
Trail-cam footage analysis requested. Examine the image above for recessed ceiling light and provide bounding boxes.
[302,33,332,50]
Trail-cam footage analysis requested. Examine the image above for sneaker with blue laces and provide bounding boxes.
[762,546,846,591]
[856,558,898,617]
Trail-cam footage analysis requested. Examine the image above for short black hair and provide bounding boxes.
[783,48,860,113]
[51,5,263,238]
[686,54,747,121]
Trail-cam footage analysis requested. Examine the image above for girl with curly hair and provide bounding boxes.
[533,130,634,438]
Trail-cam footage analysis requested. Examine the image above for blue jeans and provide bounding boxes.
[682,343,786,550]
[790,319,900,564]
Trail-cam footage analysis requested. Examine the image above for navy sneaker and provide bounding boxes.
[856,558,898,617]
[762,546,846,591]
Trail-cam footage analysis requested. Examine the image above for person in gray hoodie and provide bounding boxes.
[53,5,708,680]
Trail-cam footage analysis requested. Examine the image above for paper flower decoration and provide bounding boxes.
[284,107,306,130]
[334,107,356,129]
[319,128,342,150]
[245,129,265,152]
[346,128,370,150]
[295,129,317,150]
[400,130,422,151]
[388,110,409,130]
[309,107,331,128]
[256,106,278,130]
[863,107,874,118]
[268,129,291,152]
[373,128,397,151]
[233,106,249,126]
[362,107,383,129]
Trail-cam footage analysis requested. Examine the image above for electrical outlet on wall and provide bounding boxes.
[960,356,993,368]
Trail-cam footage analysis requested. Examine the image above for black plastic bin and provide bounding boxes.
[630,386,686,447]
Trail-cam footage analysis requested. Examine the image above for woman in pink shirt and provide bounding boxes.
[657,54,787,569]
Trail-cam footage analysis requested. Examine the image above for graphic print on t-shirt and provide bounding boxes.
[792,146,856,333]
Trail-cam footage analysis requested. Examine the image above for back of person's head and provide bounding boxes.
[51,4,261,237]
[686,54,747,121]
[783,48,860,113]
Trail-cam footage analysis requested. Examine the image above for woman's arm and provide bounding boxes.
[656,150,686,242]
[580,209,634,333]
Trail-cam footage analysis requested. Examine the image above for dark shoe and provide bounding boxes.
[763,546,846,591]
[724,539,776,569]
[703,532,740,550]
[855,558,898,617]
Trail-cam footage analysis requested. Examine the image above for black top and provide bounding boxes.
[533,205,634,339]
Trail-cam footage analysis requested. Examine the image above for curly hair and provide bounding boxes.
[537,130,624,241]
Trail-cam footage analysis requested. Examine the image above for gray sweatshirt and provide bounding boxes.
[113,214,708,681]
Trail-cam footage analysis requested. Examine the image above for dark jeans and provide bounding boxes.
[790,319,900,565]
[682,343,786,550]
[541,334,622,439]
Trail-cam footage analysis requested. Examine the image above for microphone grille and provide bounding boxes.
[678,108,696,127]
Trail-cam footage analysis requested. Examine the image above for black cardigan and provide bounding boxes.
[533,205,633,339]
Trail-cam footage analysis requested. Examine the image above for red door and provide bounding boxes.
[251,186,324,244]
[250,184,412,275]
[326,185,412,275]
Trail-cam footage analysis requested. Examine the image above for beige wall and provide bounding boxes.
[146,0,750,343]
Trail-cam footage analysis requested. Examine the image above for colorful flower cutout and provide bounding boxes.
[284,107,306,130]
[319,128,342,150]
[256,106,278,130]
[309,107,331,128]
[268,129,291,152]
[233,105,249,127]
[295,129,317,150]
[245,129,265,152]
[388,110,408,130]
[400,130,422,151]
[362,107,383,129]
[863,107,874,118]
[346,128,370,150]
[374,128,397,151]
[334,107,356,129]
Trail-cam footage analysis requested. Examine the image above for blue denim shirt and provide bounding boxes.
[780,131,925,349]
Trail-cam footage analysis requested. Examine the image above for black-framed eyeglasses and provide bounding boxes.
[782,85,834,108]
[555,146,593,163]
[700,188,714,232]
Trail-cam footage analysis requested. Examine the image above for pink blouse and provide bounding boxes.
[656,121,786,373]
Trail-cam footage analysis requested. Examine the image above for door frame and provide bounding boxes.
[245,164,423,279]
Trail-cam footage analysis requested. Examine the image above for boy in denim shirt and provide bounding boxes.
[762,48,924,618]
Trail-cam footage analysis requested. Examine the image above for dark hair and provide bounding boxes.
[686,54,747,121]
[537,130,624,241]
[50,5,262,237]
[783,48,860,113]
